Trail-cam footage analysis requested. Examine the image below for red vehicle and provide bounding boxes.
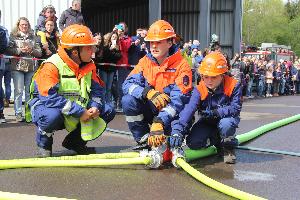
[242,43,295,62]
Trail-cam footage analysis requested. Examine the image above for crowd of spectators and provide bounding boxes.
[1,0,300,124]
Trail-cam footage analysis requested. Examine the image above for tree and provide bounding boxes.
[242,0,300,55]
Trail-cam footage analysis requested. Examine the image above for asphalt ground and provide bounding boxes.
[0,95,300,200]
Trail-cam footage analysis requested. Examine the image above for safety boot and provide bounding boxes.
[223,147,236,164]
[37,147,52,157]
[62,139,96,155]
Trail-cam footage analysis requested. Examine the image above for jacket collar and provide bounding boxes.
[57,46,96,79]
[146,44,182,69]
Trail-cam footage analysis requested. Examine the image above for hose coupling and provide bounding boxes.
[171,148,185,168]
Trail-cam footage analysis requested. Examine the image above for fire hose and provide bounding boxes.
[0,114,299,200]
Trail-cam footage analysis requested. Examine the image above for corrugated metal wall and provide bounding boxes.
[210,0,235,56]
[82,0,148,36]
[0,0,72,33]
[161,0,200,42]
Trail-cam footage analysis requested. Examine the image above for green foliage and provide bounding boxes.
[243,0,300,56]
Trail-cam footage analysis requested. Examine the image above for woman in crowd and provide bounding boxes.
[6,17,42,122]
[98,32,121,104]
[37,17,60,60]
[273,63,282,96]
[265,64,274,97]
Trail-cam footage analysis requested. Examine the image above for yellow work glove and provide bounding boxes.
[143,87,170,111]
[148,121,166,147]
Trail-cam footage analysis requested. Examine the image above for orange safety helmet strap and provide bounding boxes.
[144,20,176,42]
[198,51,228,76]
[60,24,98,48]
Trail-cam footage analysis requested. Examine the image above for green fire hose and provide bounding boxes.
[172,114,300,200]
[1,114,299,200]
[185,114,300,161]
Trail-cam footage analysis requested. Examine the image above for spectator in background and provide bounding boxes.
[114,22,132,111]
[279,59,287,95]
[244,58,256,98]
[98,32,121,104]
[294,61,300,94]
[128,28,148,66]
[273,63,282,97]
[59,0,85,31]
[265,64,274,97]
[6,17,42,122]
[190,44,202,83]
[35,5,58,34]
[256,61,266,97]
[0,9,9,123]
[37,17,60,61]
[1,59,11,108]
[93,32,104,65]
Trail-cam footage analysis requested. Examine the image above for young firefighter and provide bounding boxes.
[122,20,192,149]
[26,25,115,157]
[169,51,242,164]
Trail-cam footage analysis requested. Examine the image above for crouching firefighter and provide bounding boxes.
[26,24,116,157]
[170,51,242,164]
[122,20,192,151]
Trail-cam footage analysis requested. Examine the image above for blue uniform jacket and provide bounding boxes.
[172,76,242,136]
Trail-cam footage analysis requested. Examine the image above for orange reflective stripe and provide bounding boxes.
[196,81,209,100]
[196,75,238,100]
[35,63,59,97]
[224,75,238,97]
[131,50,192,94]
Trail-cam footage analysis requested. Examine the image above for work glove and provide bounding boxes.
[142,87,170,111]
[200,109,219,120]
[168,133,183,149]
[148,120,166,147]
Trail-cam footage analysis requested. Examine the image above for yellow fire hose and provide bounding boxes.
[2,115,299,199]
[0,157,152,170]
[176,158,267,200]
[0,191,77,200]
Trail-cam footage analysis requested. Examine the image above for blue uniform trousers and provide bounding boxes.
[186,117,239,149]
[34,104,115,150]
[122,94,173,142]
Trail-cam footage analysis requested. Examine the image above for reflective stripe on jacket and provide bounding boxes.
[122,45,193,126]
[172,75,242,136]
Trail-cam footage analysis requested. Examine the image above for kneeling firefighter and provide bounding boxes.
[122,20,193,151]
[26,24,116,157]
[170,52,242,164]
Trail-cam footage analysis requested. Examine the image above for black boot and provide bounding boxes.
[62,138,96,155]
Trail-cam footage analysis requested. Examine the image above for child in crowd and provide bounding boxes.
[35,5,60,48]
[265,64,274,97]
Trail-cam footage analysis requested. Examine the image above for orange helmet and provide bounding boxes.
[198,51,228,76]
[144,20,176,42]
[60,24,98,48]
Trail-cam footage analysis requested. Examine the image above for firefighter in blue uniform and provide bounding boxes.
[122,20,192,148]
[27,25,115,157]
[170,51,242,164]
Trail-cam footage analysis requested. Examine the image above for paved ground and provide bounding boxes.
[0,95,300,200]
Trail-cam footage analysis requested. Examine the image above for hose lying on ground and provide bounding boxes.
[184,114,300,161]
[0,191,76,200]
[176,158,267,200]
[0,157,152,170]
